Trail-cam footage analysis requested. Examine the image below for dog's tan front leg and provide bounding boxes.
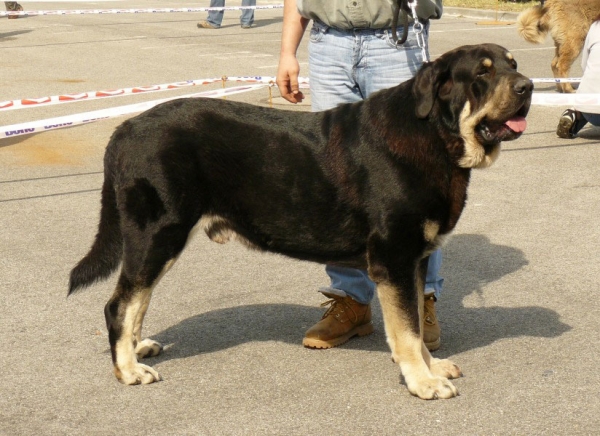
[415,258,462,381]
[422,342,462,380]
[378,282,458,399]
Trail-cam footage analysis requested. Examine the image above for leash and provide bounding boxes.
[391,0,430,63]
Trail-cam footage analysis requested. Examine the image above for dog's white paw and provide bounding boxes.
[430,358,462,380]
[407,375,458,400]
[135,339,163,359]
[115,363,162,385]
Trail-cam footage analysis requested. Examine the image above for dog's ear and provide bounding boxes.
[413,59,451,119]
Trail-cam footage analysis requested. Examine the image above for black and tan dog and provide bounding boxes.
[69,44,532,400]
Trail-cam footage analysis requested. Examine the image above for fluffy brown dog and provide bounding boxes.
[517,0,600,93]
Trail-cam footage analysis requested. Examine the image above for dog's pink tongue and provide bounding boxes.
[505,116,527,133]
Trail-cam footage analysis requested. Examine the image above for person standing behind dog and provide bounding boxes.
[276,0,445,351]
[4,1,23,19]
[197,0,255,29]
[556,15,600,138]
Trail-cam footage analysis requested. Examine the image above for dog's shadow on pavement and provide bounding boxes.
[150,234,571,363]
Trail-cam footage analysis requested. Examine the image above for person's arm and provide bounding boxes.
[276,0,309,103]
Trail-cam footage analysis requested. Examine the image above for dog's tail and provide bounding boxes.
[68,164,122,295]
[517,5,549,44]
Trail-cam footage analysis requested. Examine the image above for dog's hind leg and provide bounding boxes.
[551,41,580,93]
[132,256,182,361]
[132,291,160,359]
[105,278,162,385]
[105,222,191,385]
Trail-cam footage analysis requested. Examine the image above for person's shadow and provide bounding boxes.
[0,29,32,40]
[148,234,571,364]
[429,234,571,356]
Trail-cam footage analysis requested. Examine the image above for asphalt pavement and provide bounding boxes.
[1,1,599,435]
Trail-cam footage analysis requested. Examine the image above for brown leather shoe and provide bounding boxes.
[197,20,219,29]
[423,294,441,351]
[303,292,373,349]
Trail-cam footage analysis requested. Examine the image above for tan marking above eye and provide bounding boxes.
[482,58,493,68]
[506,52,514,60]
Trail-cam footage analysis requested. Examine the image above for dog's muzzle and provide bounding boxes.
[477,76,533,144]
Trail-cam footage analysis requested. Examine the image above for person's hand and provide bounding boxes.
[276,53,304,104]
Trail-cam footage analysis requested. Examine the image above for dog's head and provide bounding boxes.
[413,43,532,169]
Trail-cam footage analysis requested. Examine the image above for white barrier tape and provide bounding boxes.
[0,76,288,112]
[532,93,600,107]
[0,4,283,17]
[0,84,267,139]
[531,78,581,84]
[6,76,592,139]
[8,74,591,114]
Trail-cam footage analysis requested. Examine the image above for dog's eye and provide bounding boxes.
[476,68,489,77]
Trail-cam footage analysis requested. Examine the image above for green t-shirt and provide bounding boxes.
[296,0,443,29]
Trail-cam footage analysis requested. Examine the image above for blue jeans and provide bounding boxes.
[308,20,443,304]
[583,112,600,127]
[205,0,255,27]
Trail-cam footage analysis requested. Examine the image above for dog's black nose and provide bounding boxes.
[513,78,533,95]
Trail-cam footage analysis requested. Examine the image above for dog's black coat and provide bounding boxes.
[69,44,532,399]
